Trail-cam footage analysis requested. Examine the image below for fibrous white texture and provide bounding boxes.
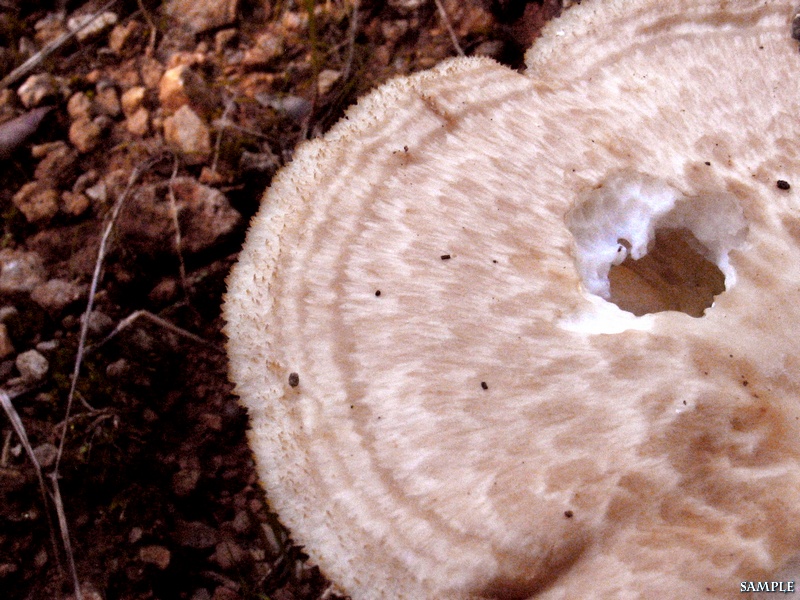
[225,1,800,598]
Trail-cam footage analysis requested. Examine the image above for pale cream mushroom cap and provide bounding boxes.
[225,1,800,598]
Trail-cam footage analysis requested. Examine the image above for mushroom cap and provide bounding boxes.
[225,1,800,598]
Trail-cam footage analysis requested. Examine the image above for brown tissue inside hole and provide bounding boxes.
[607,228,725,317]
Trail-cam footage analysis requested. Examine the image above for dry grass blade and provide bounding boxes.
[433,0,465,57]
[0,0,118,90]
[49,471,82,600]
[46,154,168,600]
[0,389,66,590]
[167,158,189,300]
[136,0,159,55]
[0,389,48,507]
[87,309,219,354]
[54,152,169,475]
[342,0,361,82]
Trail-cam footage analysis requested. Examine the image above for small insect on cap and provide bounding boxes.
[224,1,800,597]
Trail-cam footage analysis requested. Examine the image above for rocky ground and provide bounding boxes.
[0,1,564,599]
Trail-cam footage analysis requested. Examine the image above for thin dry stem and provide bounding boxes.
[136,0,159,55]
[167,158,189,300]
[433,0,465,57]
[210,97,236,175]
[87,309,218,354]
[342,0,361,82]
[55,152,168,475]
[45,154,169,600]
[49,471,81,600]
[0,390,65,589]
[1,429,12,466]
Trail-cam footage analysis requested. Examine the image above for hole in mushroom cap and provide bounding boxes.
[563,171,748,333]
[608,228,725,317]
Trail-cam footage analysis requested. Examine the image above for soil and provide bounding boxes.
[0,1,563,599]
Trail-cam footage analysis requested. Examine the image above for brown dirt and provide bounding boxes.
[0,1,562,599]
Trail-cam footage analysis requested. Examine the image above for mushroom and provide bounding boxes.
[225,0,800,597]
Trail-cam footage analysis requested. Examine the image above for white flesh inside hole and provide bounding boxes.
[562,171,748,334]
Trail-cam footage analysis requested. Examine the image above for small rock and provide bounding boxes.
[32,443,57,469]
[109,20,143,54]
[18,37,37,61]
[158,66,217,115]
[16,349,49,382]
[0,323,14,358]
[0,360,14,380]
[120,86,146,116]
[64,582,104,600]
[257,94,311,123]
[148,277,178,305]
[199,412,222,432]
[81,310,114,337]
[198,167,226,185]
[61,191,90,216]
[317,69,341,96]
[72,170,99,194]
[0,249,46,293]
[214,29,237,53]
[94,84,121,117]
[34,143,79,186]
[35,339,59,352]
[0,563,18,578]
[67,92,93,121]
[139,545,171,570]
[389,0,425,12]
[34,12,67,45]
[212,586,241,600]
[239,150,279,177]
[140,56,165,90]
[380,19,409,43]
[163,0,239,33]
[12,181,59,223]
[172,467,201,497]
[0,465,26,493]
[242,32,284,67]
[118,178,241,255]
[162,106,211,164]
[0,306,18,322]
[33,548,48,568]
[213,541,247,570]
[231,511,251,534]
[106,358,129,379]
[84,180,108,208]
[17,74,60,108]
[174,520,218,549]
[126,107,150,136]
[67,11,118,42]
[30,279,85,313]
[129,526,143,543]
[472,40,505,60]
[30,141,64,160]
[69,118,103,153]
